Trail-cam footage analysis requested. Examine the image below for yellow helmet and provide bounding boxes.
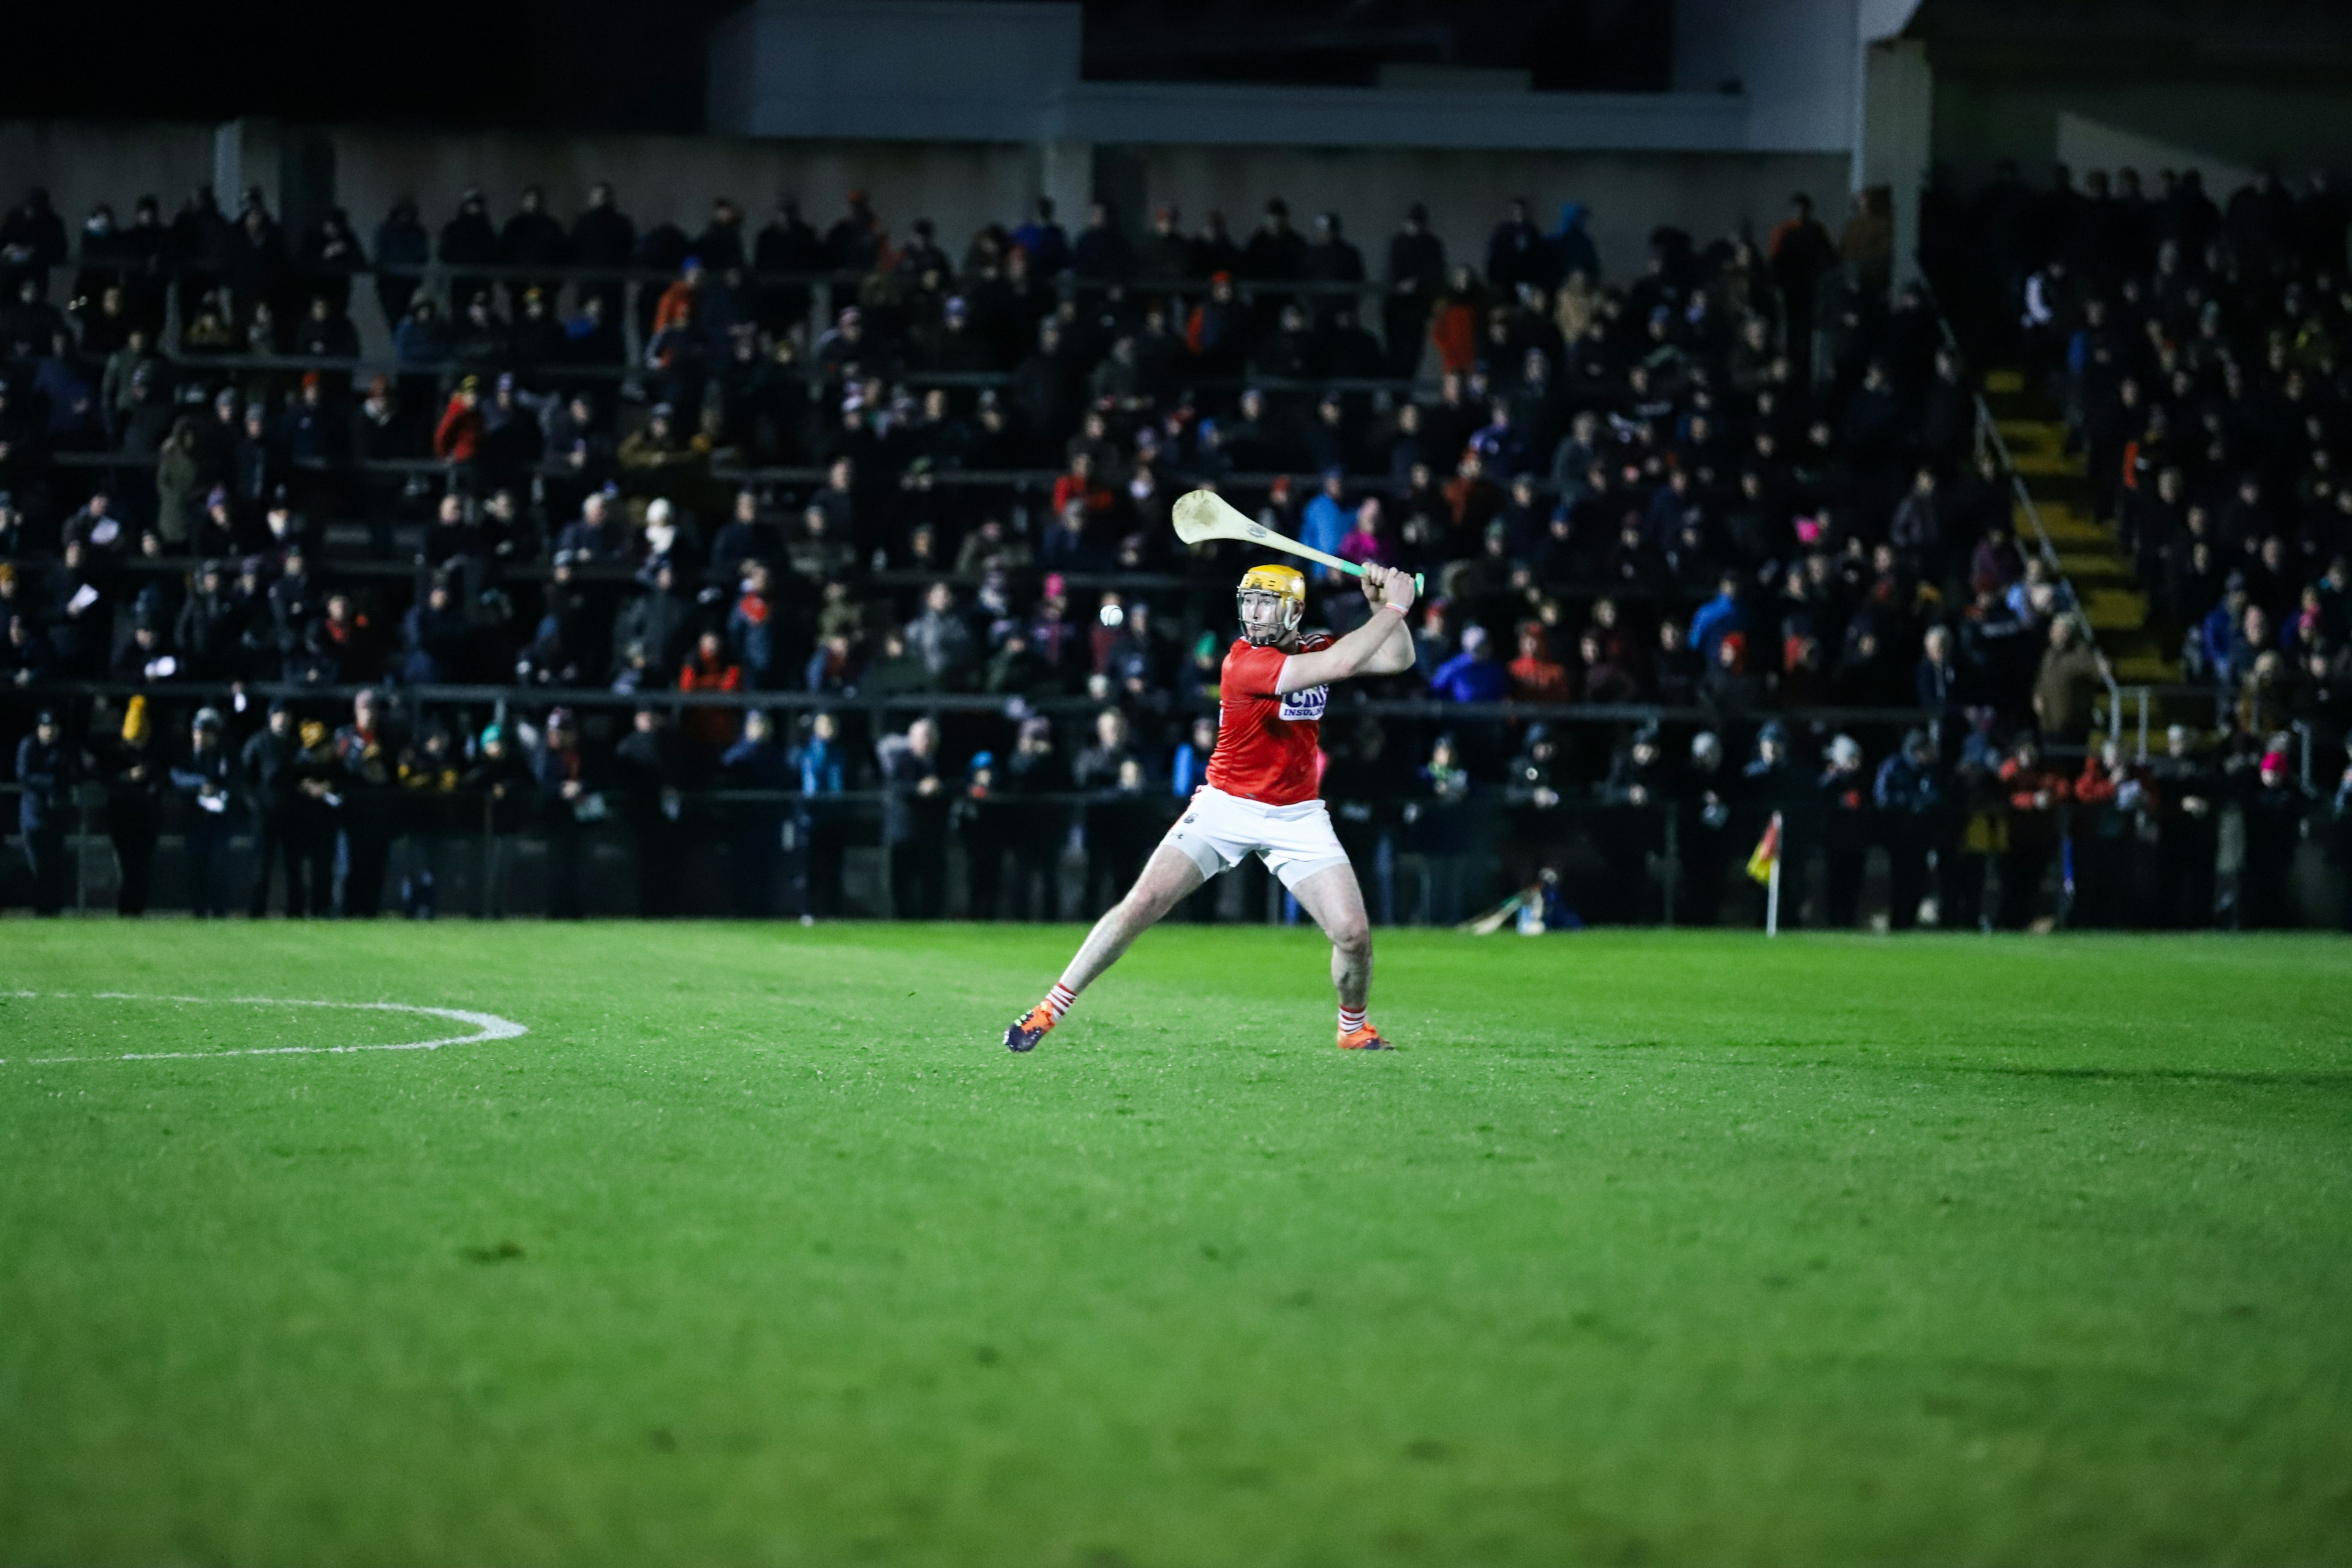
[1237,564,1306,645]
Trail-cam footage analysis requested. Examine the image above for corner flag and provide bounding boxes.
[1747,812,1785,937]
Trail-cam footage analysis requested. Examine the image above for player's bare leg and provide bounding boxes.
[1005,845,1206,1051]
[1289,861,1392,1049]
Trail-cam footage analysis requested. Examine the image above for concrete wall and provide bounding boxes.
[325,127,1041,249]
[1932,78,2352,185]
[716,0,1080,144]
[0,118,1847,293]
[1672,0,1865,153]
[712,0,1779,154]
[2052,115,2253,204]
[1045,82,1755,154]
[0,121,216,231]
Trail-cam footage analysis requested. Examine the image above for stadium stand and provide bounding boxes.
[4,170,2350,927]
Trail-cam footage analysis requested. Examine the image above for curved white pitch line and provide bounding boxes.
[1,992,529,1064]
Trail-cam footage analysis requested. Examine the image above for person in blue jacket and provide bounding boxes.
[1429,624,1510,703]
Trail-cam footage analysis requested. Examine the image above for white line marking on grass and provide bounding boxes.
[0,992,529,1064]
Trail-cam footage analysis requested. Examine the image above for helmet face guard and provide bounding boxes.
[1237,564,1305,646]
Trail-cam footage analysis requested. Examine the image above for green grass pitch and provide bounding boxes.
[4,922,2350,1566]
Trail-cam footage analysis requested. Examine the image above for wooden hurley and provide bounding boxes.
[1170,489,1425,597]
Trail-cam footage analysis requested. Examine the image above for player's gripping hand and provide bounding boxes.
[1361,564,1416,615]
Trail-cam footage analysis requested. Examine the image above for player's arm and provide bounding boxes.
[1276,567,1418,693]
[1359,598,1419,674]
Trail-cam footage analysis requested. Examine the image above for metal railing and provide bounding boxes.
[1914,271,2126,751]
[2,676,1947,730]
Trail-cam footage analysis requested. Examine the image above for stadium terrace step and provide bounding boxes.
[2080,586,2150,631]
[2056,552,2137,585]
[1987,377,2180,688]
[2038,511,2114,547]
[2006,447,2079,478]
[2113,655,2180,685]
[1993,418,2062,456]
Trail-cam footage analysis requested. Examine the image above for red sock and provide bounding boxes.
[1042,983,1077,1020]
[1338,1005,1367,1034]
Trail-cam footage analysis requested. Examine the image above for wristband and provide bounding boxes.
[1381,601,1410,616]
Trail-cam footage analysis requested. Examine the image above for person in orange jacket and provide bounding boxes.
[650,256,706,340]
[432,374,483,465]
[1428,263,1484,376]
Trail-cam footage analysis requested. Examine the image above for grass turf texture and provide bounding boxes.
[3,925,2350,1566]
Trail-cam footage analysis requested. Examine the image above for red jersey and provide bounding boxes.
[1205,634,1332,805]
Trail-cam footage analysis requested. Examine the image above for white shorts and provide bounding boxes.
[1162,786,1354,891]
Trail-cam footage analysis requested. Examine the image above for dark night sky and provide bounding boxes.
[3,1,1670,132]
[6,0,744,132]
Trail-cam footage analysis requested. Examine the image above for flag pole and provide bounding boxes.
[1765,811,1782,938]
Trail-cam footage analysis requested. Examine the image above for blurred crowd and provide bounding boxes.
[3,169,2351,925]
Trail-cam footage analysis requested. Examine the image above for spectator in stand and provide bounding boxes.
[793,709,852,918]
[3,167,2333,922]
[1767,194,1838,383]
[434,375,484,468]
[2237,745,2310,930]
[172,707,236,918]
[903,580,974,691]
[720,709,791,918]
[1688,571,1747,666]
[878,715,951,918]
[13,709,75,915]
[1818,734,1871,927]
[100,696,166,916]
[1297,469,1352,582]
[532,707,597,919]
[2031,616,2109,744]
[1430,624,1508,703]
[1508,619,1569,701]
[1873,728,1944,930]
[1996,734,2068,929]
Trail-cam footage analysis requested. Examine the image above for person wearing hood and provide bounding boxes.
[1551,202,1600,285]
